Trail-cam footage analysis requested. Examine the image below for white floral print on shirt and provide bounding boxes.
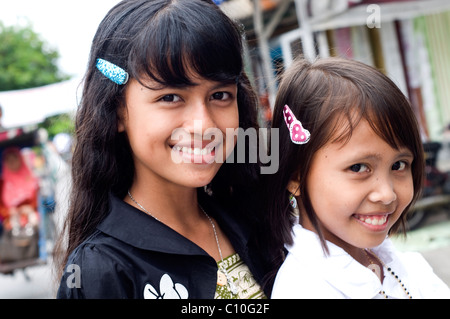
[143,274,188,299]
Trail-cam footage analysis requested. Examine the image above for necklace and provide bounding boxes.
[364,249,412,299]
[127,191,160,221]
[199,205,238,295]
[127,190,238,295]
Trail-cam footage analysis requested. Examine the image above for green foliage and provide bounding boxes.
[38,112,74,139]
[0,21,69,91]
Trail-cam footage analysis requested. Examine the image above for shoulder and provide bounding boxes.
[57,230,137,299]
[67,229,134,266]
[272,225,363,299]
[271,250,344,299]
[375,239,450,298]
[395,250,450,298]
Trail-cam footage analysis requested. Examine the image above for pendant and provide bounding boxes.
[228,278,238,295]
[217,271,227,286]
[217,270,238,295]
[368,263,382,281]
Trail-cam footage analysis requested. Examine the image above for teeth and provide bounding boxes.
[173,146,212,155]
[358,215,388,226]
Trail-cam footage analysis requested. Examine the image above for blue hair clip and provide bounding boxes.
[96,58,129,85]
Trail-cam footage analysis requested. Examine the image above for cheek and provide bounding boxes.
[309,182,344,214]
[307,170,361,223]
[218,106,239,155]
[127,117,176,159]
[398,181,415,210]
[221,106,239,131]
[306,172,333,212]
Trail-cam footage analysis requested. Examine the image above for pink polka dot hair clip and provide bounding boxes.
[283,105,310,145]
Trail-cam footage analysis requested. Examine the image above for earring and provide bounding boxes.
[204,184,213,196]
[289,194,297,209]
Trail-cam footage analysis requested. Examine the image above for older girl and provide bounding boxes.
[55,0,268,299]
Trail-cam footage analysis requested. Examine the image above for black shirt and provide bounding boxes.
[56,191,268,299]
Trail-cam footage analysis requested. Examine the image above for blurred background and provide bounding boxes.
[0,0,449,298]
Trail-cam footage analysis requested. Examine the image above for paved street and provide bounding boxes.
[392,210,450,286]
[0,259,54,298]
[0,211,449,299]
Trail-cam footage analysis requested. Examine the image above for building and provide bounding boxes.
[217,0,450,141]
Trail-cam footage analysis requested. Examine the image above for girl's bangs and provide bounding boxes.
[325,80,406,153]
[362,85,417,153]
[320,81,366,146]
[330,100,404,152]
[129,5,243,87]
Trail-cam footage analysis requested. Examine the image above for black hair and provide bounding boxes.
[55,0,260,279]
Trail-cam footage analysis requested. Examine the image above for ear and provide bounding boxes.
[117,121,125,133]
[287,179,301,196]
[117,105,127,133]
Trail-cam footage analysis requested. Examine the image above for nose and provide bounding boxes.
[184,100,217,135]
[368,175,397,205]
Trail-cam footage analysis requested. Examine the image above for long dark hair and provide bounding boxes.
[263,57,424,272]
[54,0,260,278]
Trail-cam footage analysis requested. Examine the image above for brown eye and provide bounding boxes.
[392,161,407,171]
[160,94,181,102]
[211,92,230,101]
[349,164,368,173]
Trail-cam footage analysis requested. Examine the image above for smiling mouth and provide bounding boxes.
[172,145,213,156]
[353,214,389,226]
[170,141,222,164]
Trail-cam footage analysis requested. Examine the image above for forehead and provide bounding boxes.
[324,105,399,150]
[323,118,412,158]
[328,118,375,148]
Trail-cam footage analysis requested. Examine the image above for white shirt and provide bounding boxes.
[272,224,450,299]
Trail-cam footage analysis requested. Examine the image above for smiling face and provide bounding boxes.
[301,118,415,252]
[119,75,239,191]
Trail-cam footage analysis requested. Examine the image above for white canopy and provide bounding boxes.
[0,76,82,128]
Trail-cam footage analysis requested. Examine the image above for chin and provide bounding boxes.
[182,174,216,189]
[358,235,388,249]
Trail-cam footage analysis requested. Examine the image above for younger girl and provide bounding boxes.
[266,57,450,298]
[55,0,268,299]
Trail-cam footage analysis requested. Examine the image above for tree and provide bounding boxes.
[39,112,74,139]
[0,22,69,91]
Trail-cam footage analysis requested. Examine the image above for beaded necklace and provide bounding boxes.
[364,249,412,299]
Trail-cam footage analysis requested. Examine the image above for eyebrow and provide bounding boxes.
[398,150,414,157]
[352,150,414,163]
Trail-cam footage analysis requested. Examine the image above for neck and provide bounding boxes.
[299,206,371,265]
[125,181,202,228]
[125,180,235,262]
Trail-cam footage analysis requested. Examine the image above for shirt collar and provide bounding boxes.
[198,190,250,254]
[287,224,383,298]
[97,191,248,256]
